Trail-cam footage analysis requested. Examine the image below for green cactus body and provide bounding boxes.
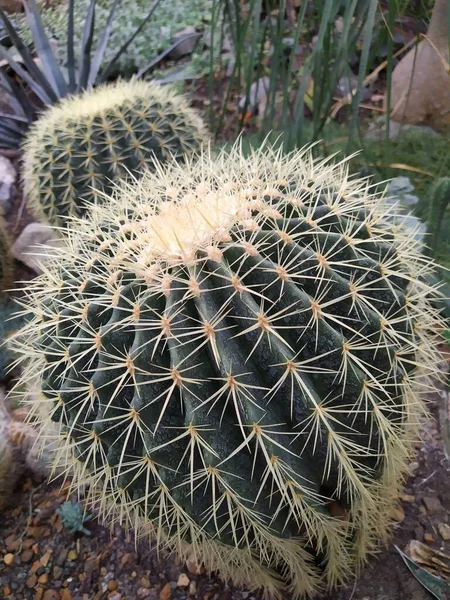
[427,176,450,254]
[0,216,12,291]
[14,145,443,598]
[22,79,208,229]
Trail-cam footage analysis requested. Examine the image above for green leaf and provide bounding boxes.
[78,0,96,90]
[0,5,57,103]
[67,0,76,92]
[395,545,450,599]
[88,0,120,87]
[24,0,68,97]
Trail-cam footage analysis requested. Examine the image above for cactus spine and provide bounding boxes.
[13,144,444,598]
[22,79,208,229]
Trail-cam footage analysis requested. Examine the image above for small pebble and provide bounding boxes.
[21,549,34,562]
[4,553,14,566]
[27,574,38,588]
[177,573,190,587]
[424,533,435,543]
[160,582,172,600]
[107,580,118,592]
[67,550,78,561]
[438,523,450,540]
[401,494,415,503]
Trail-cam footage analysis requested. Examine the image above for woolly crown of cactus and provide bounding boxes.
[22,78,208,229]
[13,143,444,598]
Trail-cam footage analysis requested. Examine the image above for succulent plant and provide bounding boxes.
[13,144,444,598]
[22,78,208,228]
[0,215,12,291]
[57,500,93,536]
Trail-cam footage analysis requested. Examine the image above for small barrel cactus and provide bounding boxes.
[14,145,444,598]
[22,79,208,229]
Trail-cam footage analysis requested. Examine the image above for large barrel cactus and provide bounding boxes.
[22,79,208,229]
[14,145,443,598]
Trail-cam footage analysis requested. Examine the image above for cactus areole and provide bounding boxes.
[15,145,443,598]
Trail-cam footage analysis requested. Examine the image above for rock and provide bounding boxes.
[422,496,443,515]
[335,75,372,101]
[401,494,415,503]
[238,77,270,115]
[387,0,450,131]
[177,574,190,587]
[438,522,450,540]
[188,580,196,595]
[11,223,63,273]
[41,550,52,567]
[0,156,16,214]
[3,552,14,566]
[21,549,34,562]
[391,505,405,522]
[159,582,172,600]
[168,27,201,60]
[0,0,23,13]
[38,573,49,584]
[43,590,60,600]
[107,580,118,592]
[423,533,435,543]
[66,549,78,561]
[408,461,419,474]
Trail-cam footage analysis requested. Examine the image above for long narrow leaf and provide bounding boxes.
[67,0,76,91]
[0,128,22,148]
[136,32,202,79]
[78,0,96,90]
[88,0,120,87]
[0,6,58,102]
[0,71,36,122]
[0,115,26,135]
[100,0,161,82]
[348,0,378,146]
[24,0,68,97]
[0,46,54,104]
[0,111,29,123]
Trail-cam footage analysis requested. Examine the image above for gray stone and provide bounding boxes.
[238,76,270,113]
[11,222,63,273]
[168,27,201,60]
[422,496,443,515]
[0,156,16,213]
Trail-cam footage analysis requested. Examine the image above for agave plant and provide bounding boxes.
[0,0,200,149]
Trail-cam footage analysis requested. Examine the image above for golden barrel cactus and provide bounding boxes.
[13,144,444,597]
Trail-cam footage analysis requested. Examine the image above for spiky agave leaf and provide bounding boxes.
[0,0,163,148]
[11,142,445,598]
[22,78,209,228]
